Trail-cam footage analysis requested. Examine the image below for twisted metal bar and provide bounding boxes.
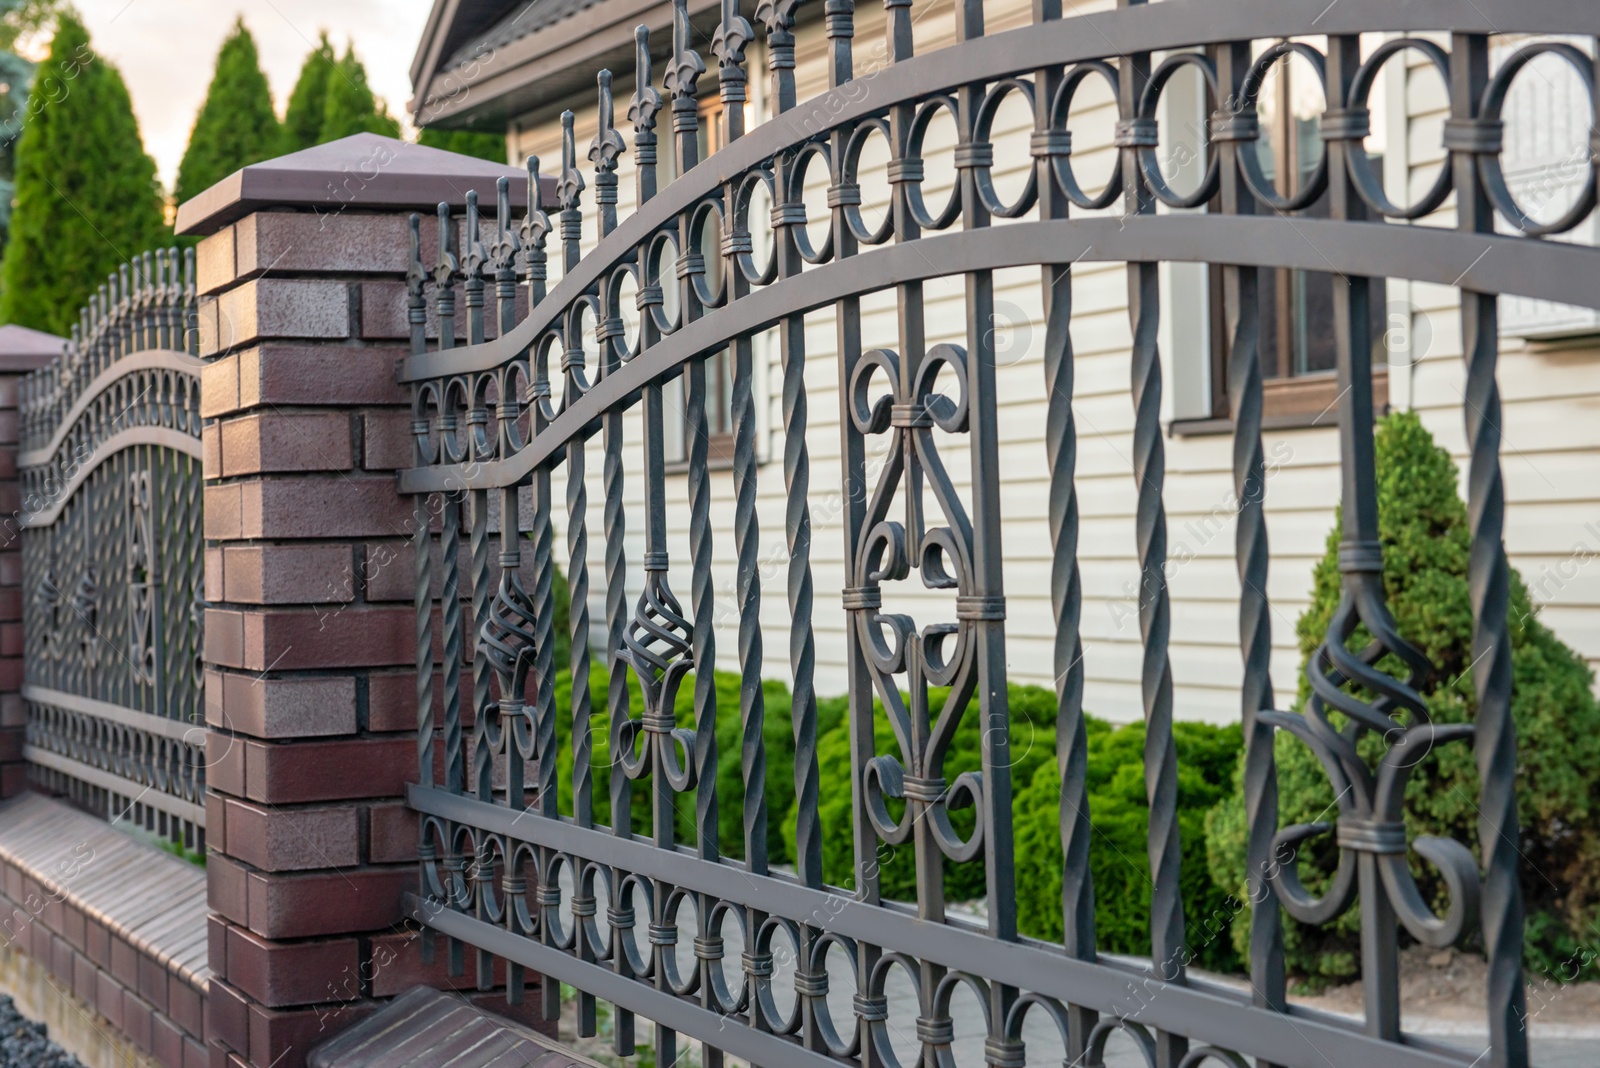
[1452,30,1527,1068]
[1116,10,1185,1065]
[1215,39,1286,1050]
[568,438,594,824]
[1032,3,1096,1059]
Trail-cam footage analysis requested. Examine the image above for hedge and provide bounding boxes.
[534,563,1243,968]
[1205,411,1600,985]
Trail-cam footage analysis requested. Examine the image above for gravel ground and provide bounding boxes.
[0,996,82,1068]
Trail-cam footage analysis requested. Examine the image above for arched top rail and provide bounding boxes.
[399,0,1600,388]
[19,246,199,459]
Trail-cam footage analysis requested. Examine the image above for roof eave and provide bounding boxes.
[411,0,722,130]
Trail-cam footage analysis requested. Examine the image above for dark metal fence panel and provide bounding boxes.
[399,3,1600,1066]
[18,249,205,849]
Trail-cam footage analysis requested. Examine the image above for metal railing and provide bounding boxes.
[398,2,1600,1066]
[18,249,206,849]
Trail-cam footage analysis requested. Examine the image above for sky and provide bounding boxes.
[67,1,439,187]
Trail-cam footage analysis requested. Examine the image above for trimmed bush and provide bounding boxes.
[1205,411,1600,985]
[548,664,797,865]
[1014,718,1243,973]
[0,14,167,334]
[787,682,1241,969]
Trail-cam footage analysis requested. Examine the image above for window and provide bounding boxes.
[1182,39,1390,432]
[1492,34,1600,340]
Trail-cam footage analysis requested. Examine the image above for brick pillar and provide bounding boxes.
[0,325,65,799]
[179,134,549,1068]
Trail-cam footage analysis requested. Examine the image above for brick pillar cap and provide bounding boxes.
[0,323,65,371]
[174,132,559,237]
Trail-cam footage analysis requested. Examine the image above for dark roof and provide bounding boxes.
[443,0,606,68]
[175,133,556,237]
[409,0,724,131]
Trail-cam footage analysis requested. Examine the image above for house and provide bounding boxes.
[409,0,1600,724]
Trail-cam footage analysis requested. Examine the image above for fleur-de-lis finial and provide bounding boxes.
[754,0,799,38]
[628,27,662,137]
[712,0,753,102]
[558,111,586,213]
[405,214,427,302]
[519,156,551,255]
[589,71,627,176]
[557,112,586,272]
[663,0,705,103]
[433,201,459,289]
[462,189,488,281]
[486,177,520,278]
[519,156,552,298]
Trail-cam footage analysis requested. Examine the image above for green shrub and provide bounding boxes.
[548,664,796,865]
[1205,410,1600,985]
[1015,718,1243,973]
[785,681,1240,966]
[787,685,1059,904]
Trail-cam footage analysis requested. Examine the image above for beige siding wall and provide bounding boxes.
[502,8,1600,725]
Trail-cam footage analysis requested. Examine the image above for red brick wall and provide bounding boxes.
[0,371,28,800]
[197,209,545,1068]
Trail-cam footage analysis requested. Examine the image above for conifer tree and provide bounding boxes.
[0,1,62,252]
[0,14,166,334]
[282,31,334,152]
[1206,410,1600,983]
[319,45,399,142]
[174,19,281,205]
[416,127,506,163]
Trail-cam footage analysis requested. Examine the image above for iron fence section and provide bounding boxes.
[18,249,205,848]
[398,2,1600,1066]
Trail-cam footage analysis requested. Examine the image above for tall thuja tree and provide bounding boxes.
[417,126,505,163]
[174,19,281,205]
[282,31,334,151]
[0,0,61,255]
[319,44,398,141]
[0,14,166,334]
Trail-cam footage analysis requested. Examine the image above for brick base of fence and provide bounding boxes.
[0,325,62,801]
[0,793,209,1068]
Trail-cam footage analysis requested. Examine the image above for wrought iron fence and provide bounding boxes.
[398,1,1600,1066]
[18,249,206,849]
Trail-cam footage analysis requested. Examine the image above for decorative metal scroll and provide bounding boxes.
[18,248,206,850]
[397,3,1600,1067]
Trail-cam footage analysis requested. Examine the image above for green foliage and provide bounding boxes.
[0,14,166,334]
[319,45,399,142]
[786,682,1242,970]
[1205,410,1600,985]
[174,19,281,206]
[417,126,506,163]
[282,31,335,152]
[548,664,796,865]
[0,0,56,53]
[0,0,61,253]
[1013,718,1244,973]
